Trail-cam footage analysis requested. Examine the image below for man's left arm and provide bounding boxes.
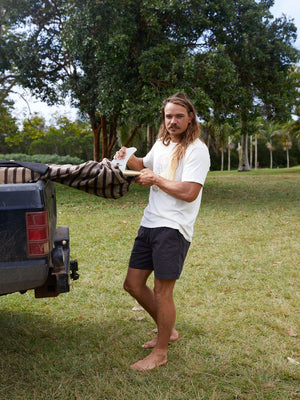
[135,169,202,203]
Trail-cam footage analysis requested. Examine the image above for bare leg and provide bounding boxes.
[123,268,157,321]
[124,268,178,346]
[127,276,177,371]
[142,329,179,349]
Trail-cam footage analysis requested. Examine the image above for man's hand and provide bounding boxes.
[135,168,156,187]
[114,146,127,160]
[114,147,144,171]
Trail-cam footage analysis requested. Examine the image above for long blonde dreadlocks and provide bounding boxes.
[157,92,200,166]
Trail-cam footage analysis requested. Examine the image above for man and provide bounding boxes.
[115,92,210,371]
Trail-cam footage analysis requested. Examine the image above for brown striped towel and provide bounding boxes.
[0,159,132,199]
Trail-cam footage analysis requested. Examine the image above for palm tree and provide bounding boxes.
[266,141,276,169]
[201,120,227,171]
[283,137,292,168]
[258,120,281,169]
[227,135,236,171]
[215,122,238,171]
[272,127,292,168]
[251,117,266,170]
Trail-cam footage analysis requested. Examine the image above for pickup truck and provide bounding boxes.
[0,156,131,298]
[0,178,79,298]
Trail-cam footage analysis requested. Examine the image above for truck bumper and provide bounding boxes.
[0,259,49,296]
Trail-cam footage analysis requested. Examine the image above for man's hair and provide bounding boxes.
[157,92,200,164]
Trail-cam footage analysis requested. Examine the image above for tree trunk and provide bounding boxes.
[221,149,224,171]
[93,129,100,161]
[249,135,253,169]
[101,115,108,160]
[107,120,117,158]
[254,133,258,170]
[270,149,273,169]
[238,132,250,171]
[124,124,141,147]
[88,111,101,162]
[286,148,290,168]
[228,137,231,171]
[147,125,154,152]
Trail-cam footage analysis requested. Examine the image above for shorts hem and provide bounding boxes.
[154,273,181,280]
[128,265,153,271]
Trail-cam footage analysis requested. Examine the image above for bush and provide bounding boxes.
[0,153,85,165]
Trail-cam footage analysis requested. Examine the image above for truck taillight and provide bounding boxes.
[26,211,50,257]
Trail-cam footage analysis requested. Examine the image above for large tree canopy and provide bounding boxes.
[1,0,299,164]
[204,0,299,169]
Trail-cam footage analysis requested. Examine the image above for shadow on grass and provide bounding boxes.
[0,308,140,399]
[0,308,299,400]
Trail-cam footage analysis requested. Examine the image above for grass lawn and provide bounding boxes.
[0,167,299,400]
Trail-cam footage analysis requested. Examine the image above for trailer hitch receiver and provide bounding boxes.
[70,259,79,280]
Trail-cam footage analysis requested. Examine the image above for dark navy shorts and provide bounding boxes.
[128,226,190,280]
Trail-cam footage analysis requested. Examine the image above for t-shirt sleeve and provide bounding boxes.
[182,143,210,185]
[142,141,157,170]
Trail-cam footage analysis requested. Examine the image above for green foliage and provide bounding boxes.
[202,0,299,169]
[5,114,46,151]
[210,135,300,170]
[3,114,94,160]
[283,66,300,139]
[29,117,94,160]
[1,0,299,162]
[0,153,84,164]
[193,46,239,122]
[0,101,19,153]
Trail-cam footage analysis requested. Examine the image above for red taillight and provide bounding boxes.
[26,211,50,257]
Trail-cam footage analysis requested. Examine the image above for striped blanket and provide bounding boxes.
[0,160,132,199]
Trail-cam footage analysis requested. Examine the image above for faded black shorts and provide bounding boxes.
[128,226,190,280]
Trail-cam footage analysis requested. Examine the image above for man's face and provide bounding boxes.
[164,102,193,142]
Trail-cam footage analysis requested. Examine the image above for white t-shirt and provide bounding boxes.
[141,138,210,242]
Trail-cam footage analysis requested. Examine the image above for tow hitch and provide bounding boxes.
[70,259,79,281]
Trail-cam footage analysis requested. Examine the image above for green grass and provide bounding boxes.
[0,167,299,400]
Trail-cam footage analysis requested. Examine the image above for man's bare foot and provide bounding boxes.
[130,350,167,371]
[142,329,179,349]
